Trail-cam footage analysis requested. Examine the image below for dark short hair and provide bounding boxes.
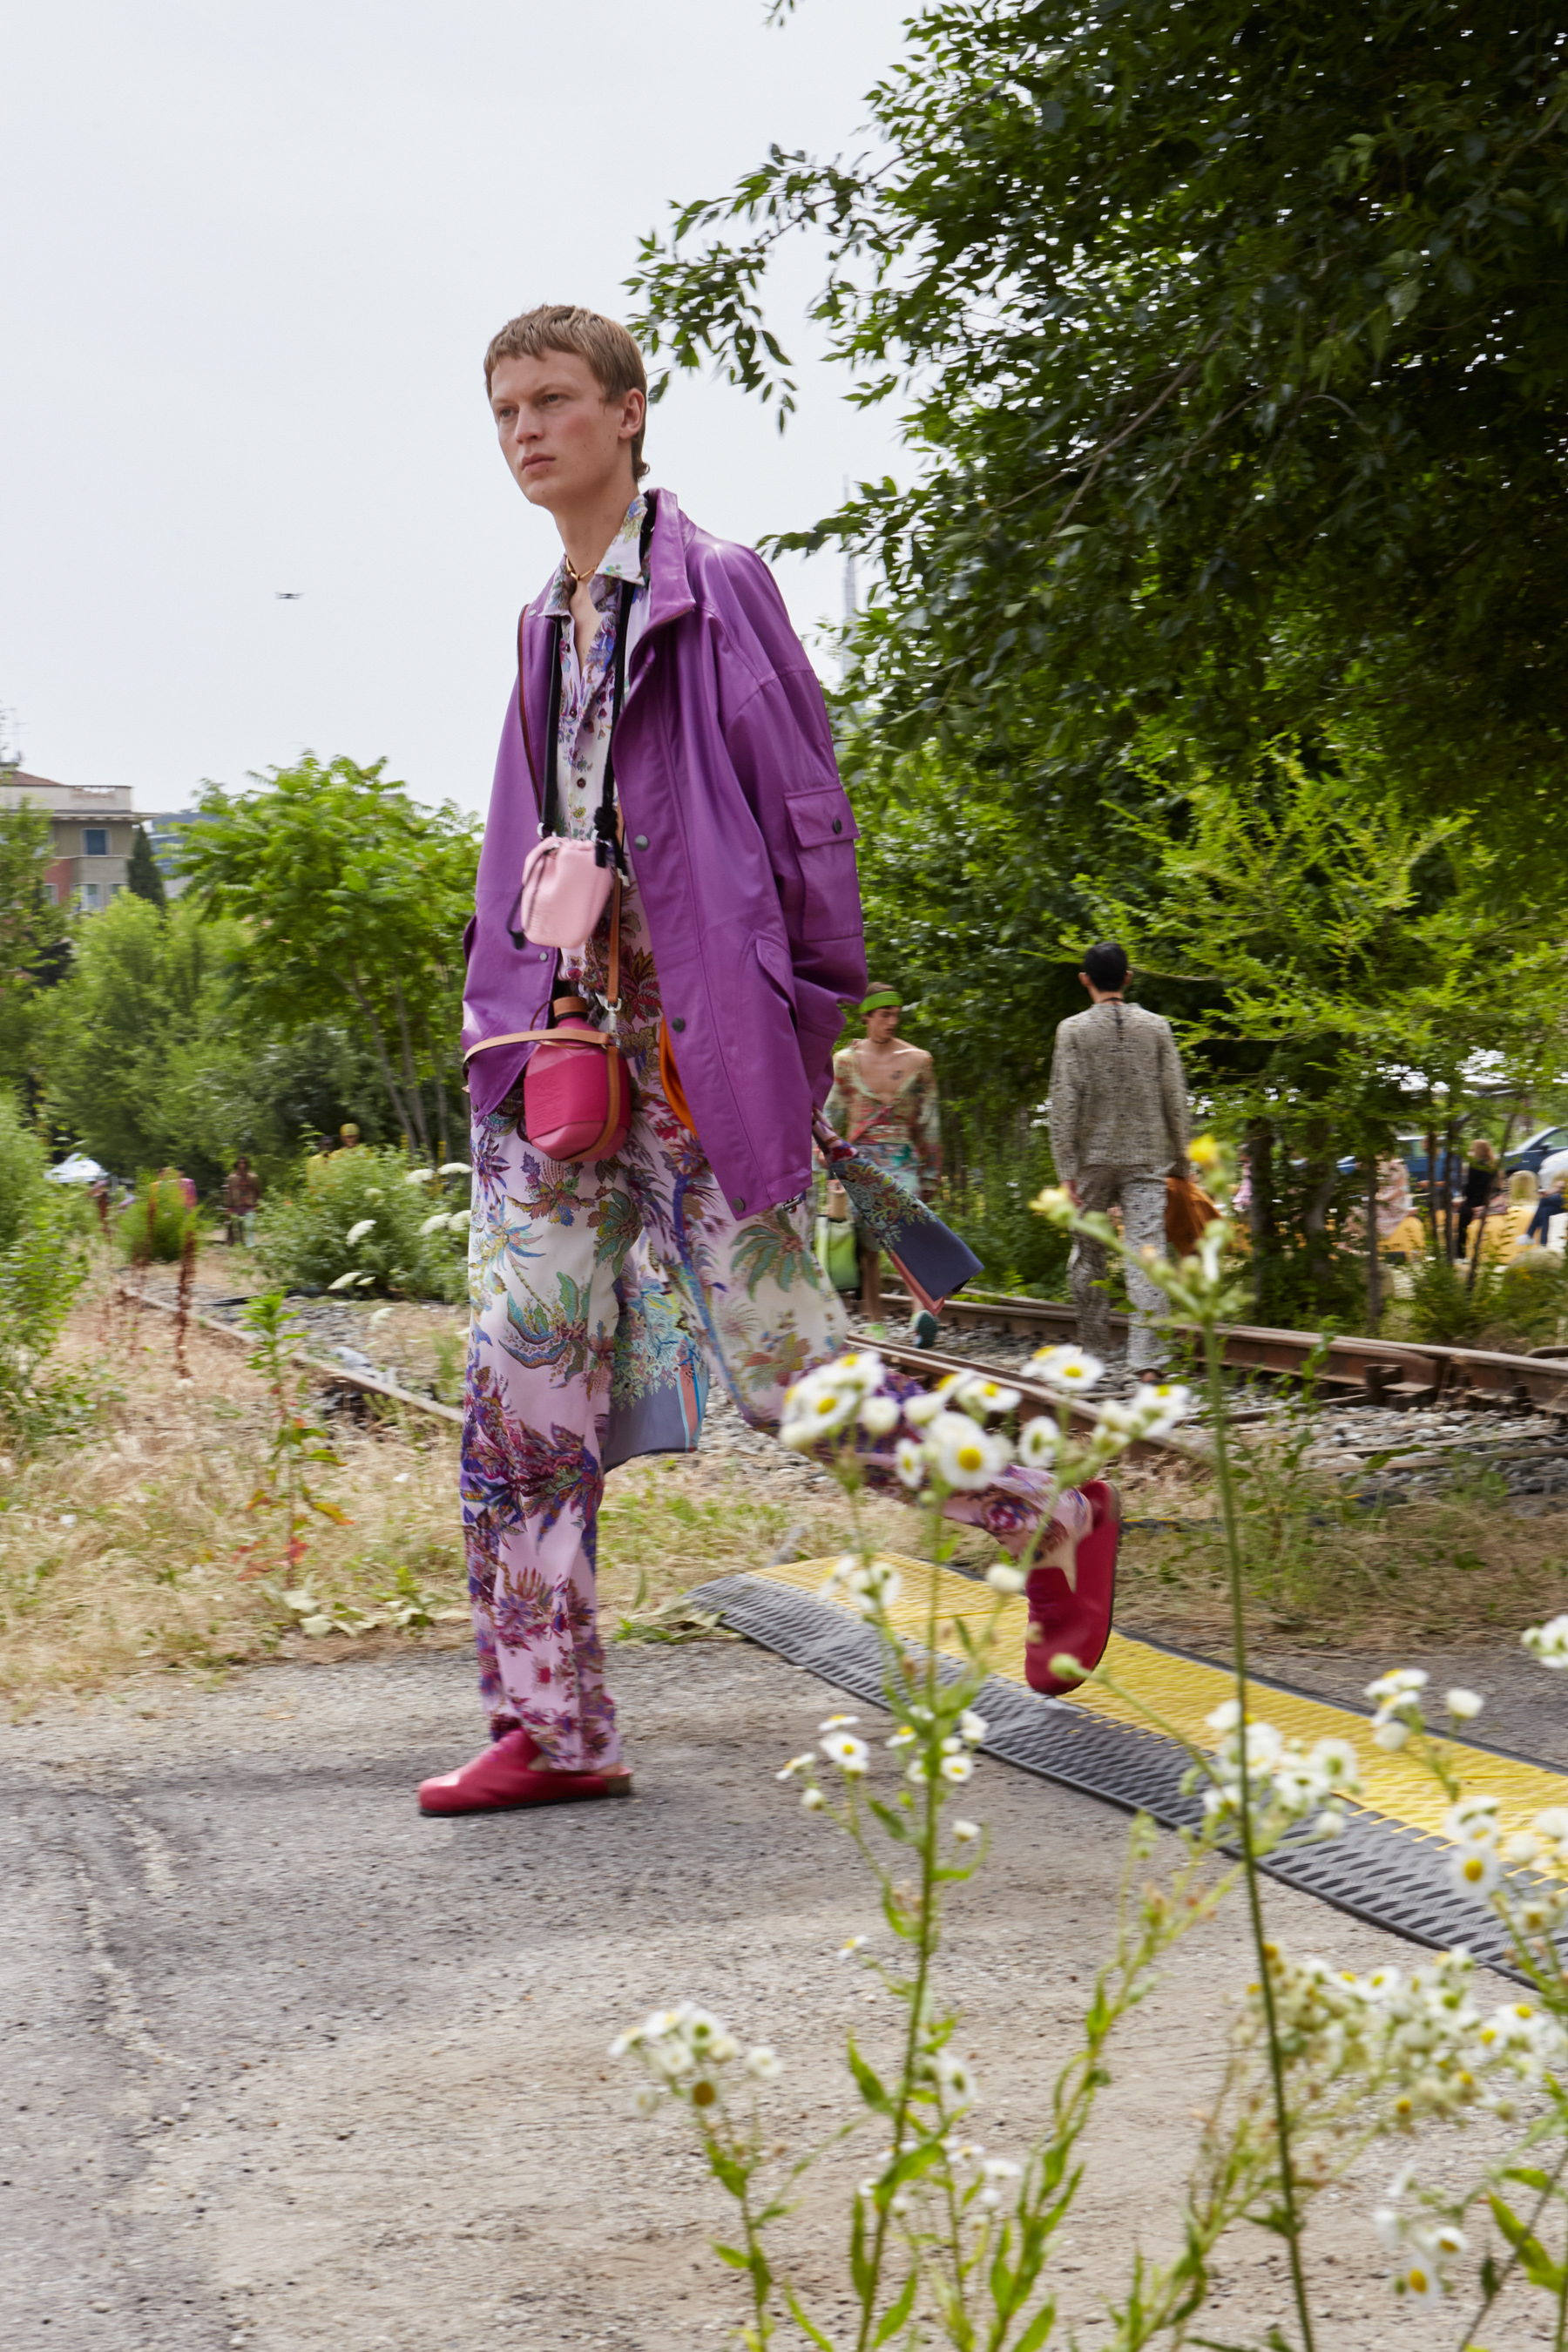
[1081,940,1129,990]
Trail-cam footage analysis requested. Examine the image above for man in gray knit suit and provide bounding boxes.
[1048,941,1191,1375]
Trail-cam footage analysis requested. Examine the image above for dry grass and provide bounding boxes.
[11,1275,1561,1713]
[0,1283,931,1714]
[1113,1437,1568,1653]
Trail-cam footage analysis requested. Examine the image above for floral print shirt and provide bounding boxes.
[538,491,650,860]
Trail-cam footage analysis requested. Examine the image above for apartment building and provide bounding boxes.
[1,771,136,909]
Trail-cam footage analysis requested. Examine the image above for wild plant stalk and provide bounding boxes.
[235,1289,348,1578]
[615,1164,1568,2345]
[173,1223,197,1377]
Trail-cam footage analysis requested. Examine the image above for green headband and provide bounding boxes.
[861,989,902,1013]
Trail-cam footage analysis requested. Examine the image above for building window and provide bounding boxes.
[83,827,108,855]
[83,882,100,907]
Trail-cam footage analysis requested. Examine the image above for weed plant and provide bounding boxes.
[253,1145,468,1301]
[613,1164,1568,2348]
[0,1096,92,1446]
[117,1171,199,1266]
[1403,1242,1568,1352]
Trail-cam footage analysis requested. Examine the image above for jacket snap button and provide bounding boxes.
[538,950,548,962]
[671,1016,686,1032]
[732,1196,746,1213]
[633,833,648,849]
[832,819,842,835]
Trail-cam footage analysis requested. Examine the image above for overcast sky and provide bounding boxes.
[2,1,909,817]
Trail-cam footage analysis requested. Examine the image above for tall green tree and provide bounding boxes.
[0,801,70,1090]
[37,892,383,1186]
[126,826,167,910]
[632,0,1568,823]
[183,758,479,1161]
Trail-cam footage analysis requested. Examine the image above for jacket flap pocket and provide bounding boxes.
[786,788,860,851]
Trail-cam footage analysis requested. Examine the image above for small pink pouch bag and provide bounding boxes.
[517,835,614,951]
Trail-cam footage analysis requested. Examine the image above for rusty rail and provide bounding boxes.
[889,1289,1568,1416]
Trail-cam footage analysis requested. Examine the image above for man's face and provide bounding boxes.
[865,1006,902,1044]
[489,350,643,515]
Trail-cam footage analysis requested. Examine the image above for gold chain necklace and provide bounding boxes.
[561,552,599,590]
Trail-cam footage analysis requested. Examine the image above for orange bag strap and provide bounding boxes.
[463,1028,616,1064]
[659,1017,699,1135]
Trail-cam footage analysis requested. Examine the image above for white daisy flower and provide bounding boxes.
[894,1436,928,1490]
[1017,1414,1059,1468]
[1524,1613,1568,1668]
[951,1819,981,1842]
[745,2046,782,2081]
[924,1410,1012,1490]
[1447,1841,1501,1899]
[958,1709,988,1744]
[904,1389,945,1428]
[821,1733,870,1776]
[985,1563,1025,1594]
[1024,1345,1105,1393]
[776,1754,816,1781]
[1444,1688,1484,1720]
[1395,2259,1443,2306]
[858,1393,901,1437]
[939,1753,976,1784]
[838,1935,868,1958]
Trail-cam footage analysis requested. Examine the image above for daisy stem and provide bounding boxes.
[1204,1316,1315,2352]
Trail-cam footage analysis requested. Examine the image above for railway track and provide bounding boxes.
[891,1287,1568,1416]
[125,1280,1568,1498]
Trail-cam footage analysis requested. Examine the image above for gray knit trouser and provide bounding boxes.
[1069,1167,1170,1371]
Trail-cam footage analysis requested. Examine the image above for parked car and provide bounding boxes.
[1335,1133,1456,1187]
[1504,1125,1568,1179]
[45,1152,107,1186]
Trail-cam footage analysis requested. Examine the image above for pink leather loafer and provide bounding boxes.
[1023,1479,1120,1696]
[418,1727,632,1815]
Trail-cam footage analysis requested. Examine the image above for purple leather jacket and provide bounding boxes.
[462,489,868,1215]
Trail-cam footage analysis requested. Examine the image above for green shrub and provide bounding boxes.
[1404,1243,1568,1350]
[937,1120,1072,1297]
[252,1146,466,1301]
[0,1092,52,1258]
[118,1173,199,1265]
[0,1098,91,1440]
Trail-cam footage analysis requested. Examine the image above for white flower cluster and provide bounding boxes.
[779,1349,889,1449]
[818,1552,902,1620]
[611,2001,781,2113]
[1245,1945,1562,2124]
[777,1347,1193,1489]
[1374,2166,1468,2307]
[778,1701,989,1805]
[1193,1700,1362,1839]
[1524,1612,1568,1669]
[1364,1667,1429,1750]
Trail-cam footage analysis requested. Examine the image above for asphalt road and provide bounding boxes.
[1,1642,1545,2351]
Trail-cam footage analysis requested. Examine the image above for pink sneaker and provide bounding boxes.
[1024,1479,1120,1696]
[417,1727,632,1815]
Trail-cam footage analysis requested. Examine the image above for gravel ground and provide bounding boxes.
[3,1643,1551,2352]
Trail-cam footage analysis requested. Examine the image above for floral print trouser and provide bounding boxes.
[461,900,1076,1771]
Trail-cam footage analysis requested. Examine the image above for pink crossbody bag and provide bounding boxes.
[461,567,639,1163]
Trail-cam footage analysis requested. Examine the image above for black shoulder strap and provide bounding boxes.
[541,493,657,867]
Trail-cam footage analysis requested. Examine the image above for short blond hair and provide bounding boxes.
[483,304,649,479]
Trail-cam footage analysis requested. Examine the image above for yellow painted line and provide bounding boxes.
[756,1557,1568,1848]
